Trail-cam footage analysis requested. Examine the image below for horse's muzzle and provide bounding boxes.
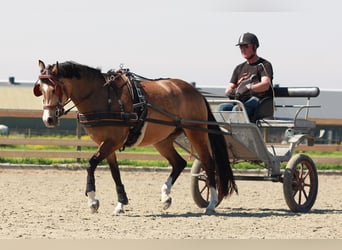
[42,107,60,127]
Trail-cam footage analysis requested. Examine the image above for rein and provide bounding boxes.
[144,103,231,135]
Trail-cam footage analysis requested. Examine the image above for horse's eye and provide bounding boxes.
[52,89,55,94]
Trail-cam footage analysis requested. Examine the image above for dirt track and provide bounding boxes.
[0,167,341,239]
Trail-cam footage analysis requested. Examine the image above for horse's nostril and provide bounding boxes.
[47,117,54,125]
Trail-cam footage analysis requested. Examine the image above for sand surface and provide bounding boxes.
[0,167,341,239]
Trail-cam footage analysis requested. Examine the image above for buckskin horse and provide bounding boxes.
[33,60,237,214]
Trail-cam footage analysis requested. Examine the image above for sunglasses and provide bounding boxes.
[239,44,250,49]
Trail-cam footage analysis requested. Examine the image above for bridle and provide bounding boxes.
[34,68,128,119]
[34,71,71,118]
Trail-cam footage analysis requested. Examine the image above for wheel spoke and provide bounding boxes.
[302,169,310,180]
[298,188,302,205]
[292,188,298,198]
[199,184,206,194]
[198,179,210,202]
[200,184,209,201]
[302,188,309,200]
[294,170,300,182]
[300,163,304,177]
[304,182,311,187]
[198,175,207,182]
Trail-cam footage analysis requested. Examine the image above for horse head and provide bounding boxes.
[33,60,70,127]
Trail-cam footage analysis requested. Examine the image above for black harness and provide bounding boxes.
[77,70,150,148]
[120,72,148,147]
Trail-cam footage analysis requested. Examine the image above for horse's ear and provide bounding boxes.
[51,61,59,75]
[39,60,45,73]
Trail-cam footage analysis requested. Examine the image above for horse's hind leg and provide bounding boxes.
[107,152,128,215]
[184,130,218,214]
[154,138,187,210]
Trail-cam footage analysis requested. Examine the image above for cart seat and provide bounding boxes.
[273,87,320,98]
[252,87,320,121]
[254,86,320,127]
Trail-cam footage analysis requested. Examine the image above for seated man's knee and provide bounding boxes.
[232,105,240,111]
[243,97,260,121]
[217,103,234,111]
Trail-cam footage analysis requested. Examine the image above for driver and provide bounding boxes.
[217,32,274,122]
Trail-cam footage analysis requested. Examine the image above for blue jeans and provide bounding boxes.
[217,96,260,120]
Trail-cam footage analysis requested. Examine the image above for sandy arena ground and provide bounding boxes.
[0,167,341,239]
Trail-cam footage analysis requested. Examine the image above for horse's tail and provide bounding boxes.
[205,100,238,199]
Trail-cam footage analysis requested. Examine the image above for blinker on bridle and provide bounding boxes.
[36,72,72,117]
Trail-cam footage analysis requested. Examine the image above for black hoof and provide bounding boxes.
[162,197,172,210]
[117,185,129,205]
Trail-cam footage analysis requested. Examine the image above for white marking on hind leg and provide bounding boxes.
[113,202,125,215]
[205,187,218,215]
[161,176,172,209]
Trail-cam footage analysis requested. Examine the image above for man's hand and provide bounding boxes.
[237,75,254,94]
[225,87,233,97]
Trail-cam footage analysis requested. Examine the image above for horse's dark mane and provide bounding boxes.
[58,61,103,80]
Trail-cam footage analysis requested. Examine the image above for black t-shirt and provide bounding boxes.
[230,57,273,99]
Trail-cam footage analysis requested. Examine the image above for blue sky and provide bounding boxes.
[1,0,341,90]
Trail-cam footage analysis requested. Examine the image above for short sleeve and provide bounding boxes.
[230,65,240,84]
[259,61,273,80]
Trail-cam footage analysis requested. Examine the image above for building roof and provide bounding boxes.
[0,84,42,110]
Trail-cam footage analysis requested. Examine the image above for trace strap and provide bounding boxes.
[77,112,139,127]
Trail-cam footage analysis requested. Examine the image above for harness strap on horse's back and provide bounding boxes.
[123,74,148,148]
[78,71,149,150]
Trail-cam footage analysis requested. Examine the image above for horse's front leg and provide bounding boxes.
[86,154,101,213]
[107,152,128,215]
[85,141,114,213]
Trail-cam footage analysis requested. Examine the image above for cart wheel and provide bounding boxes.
[190,159,223,208]
[283,154,318,213]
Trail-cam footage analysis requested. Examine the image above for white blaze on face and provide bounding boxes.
[41,83,58,127]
